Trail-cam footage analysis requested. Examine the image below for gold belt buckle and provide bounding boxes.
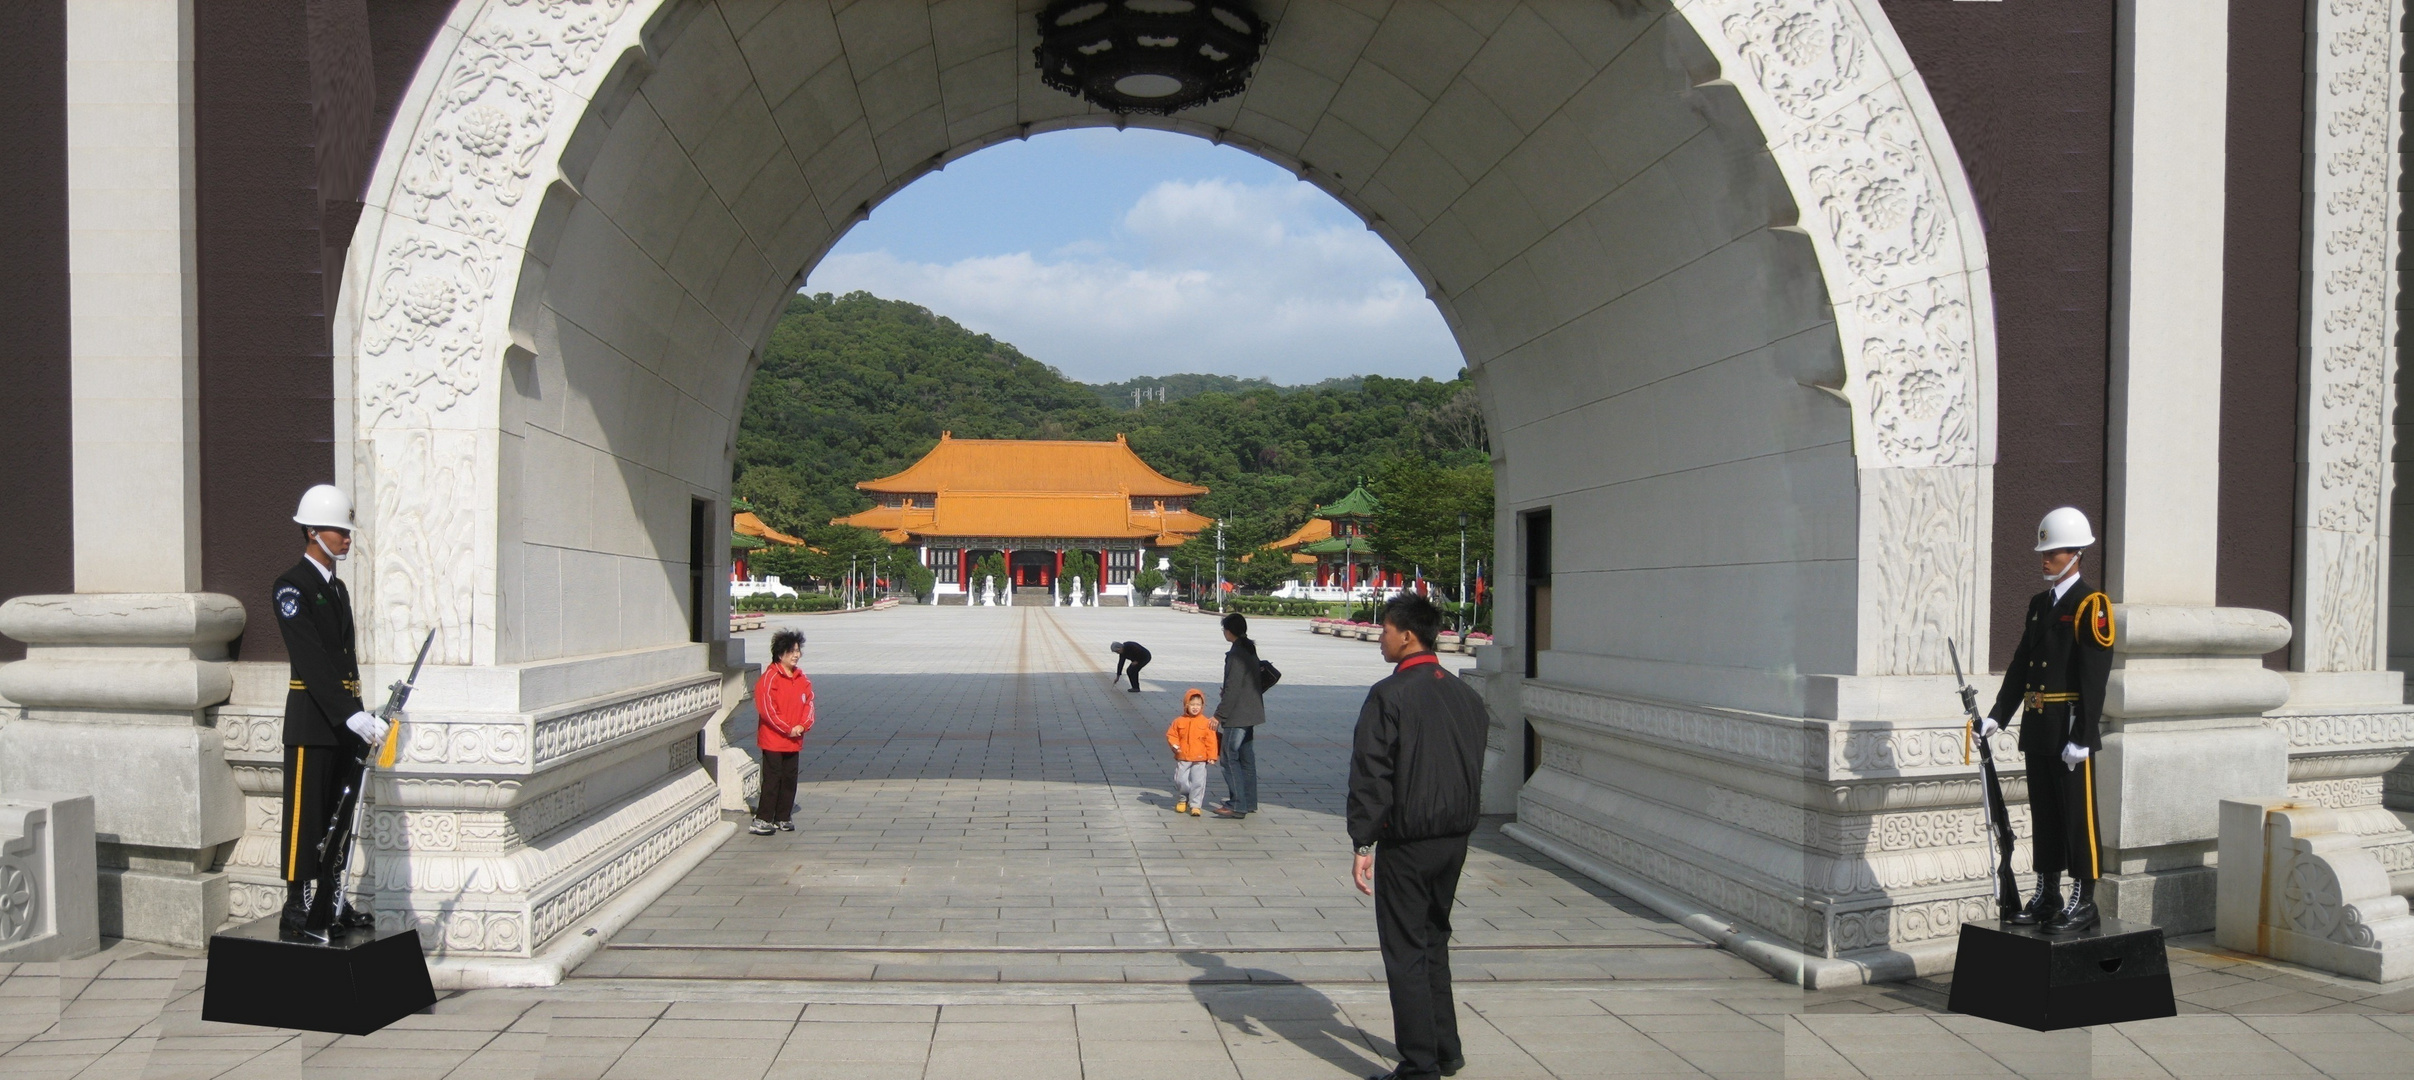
[2022,691,2042,712]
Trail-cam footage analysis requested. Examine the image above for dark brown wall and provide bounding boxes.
[0,0,74,662]
[192,1,448,662]
[2217,0,2305,661]
[1880,0,2118,667]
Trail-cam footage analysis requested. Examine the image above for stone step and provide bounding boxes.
[571,942,1764,984]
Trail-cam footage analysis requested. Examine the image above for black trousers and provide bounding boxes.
[280,744,361,882]
[1375,833,1469,1078]
[1117,655,1148,690]
[2024,747,2101,880]
[758,750,799,823]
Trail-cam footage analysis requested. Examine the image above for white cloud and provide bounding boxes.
[803,178,1462,383]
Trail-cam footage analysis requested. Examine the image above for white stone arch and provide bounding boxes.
[333,0,1996,977]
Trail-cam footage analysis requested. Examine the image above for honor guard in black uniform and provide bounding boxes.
[1983,507,2115,934]
[276,484,391,942]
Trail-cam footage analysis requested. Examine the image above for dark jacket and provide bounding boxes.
[1987,576,2115,753]
[275,558,366,748]
[1214,638,1266,727]
[1347,655,1488,848]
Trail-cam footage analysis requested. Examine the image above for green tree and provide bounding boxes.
[971,552,1007,593]
[1131,566,1165,601]
[1232,544,1303,593]
[1369,457,1494,600]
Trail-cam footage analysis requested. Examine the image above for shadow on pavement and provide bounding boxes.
[1180,951,1391,1076]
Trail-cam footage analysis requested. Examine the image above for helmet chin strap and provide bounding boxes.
[314,531,348,564]
[2043,553,2079,585]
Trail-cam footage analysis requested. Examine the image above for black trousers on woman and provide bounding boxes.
[758,750,799,823]
[1375,833,1470,1078]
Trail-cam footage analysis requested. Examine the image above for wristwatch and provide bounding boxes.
[1354,844,1375,857]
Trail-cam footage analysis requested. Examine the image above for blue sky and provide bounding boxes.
[802,128,1463,385]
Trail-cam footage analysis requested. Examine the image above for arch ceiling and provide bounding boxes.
[344,0,1991,713]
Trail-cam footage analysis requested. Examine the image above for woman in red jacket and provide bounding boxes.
[752,628,813,835]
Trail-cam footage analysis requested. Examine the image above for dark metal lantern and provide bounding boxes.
[1034,0,1267,116]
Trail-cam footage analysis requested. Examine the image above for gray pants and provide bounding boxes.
[1173,760,1209,808]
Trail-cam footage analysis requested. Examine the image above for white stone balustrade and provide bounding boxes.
[0,791,99,962]
[2217,798,2414,982]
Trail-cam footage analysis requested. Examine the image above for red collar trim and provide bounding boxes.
[1395,652,1441,674]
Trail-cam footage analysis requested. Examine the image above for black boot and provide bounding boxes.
[300,876,339,942]
[329,887,376,935]
[2009,871,2060,926]
[277,880,314,941]
[2043,876,2099,935]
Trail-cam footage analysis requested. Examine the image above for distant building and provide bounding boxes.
[1270,485,1404,592]
[729,509,805,583]
[833,433,1211,600]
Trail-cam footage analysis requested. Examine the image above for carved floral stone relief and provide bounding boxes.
[2300,0,2400,672]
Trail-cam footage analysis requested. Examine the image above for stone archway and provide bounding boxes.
[333,0,1993,984]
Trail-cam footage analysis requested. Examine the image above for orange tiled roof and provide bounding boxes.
[1271,516,1333,550]
[733,511,806,546]
[855,433,1206,497]
[831,435,1213,542]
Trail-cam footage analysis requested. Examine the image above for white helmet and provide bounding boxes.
[293,484,355,530]
[2034,507,2095,552]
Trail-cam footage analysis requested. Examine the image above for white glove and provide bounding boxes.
[2060,742,2089,770]
[346,711,389,746]
[1974,716,2000,738]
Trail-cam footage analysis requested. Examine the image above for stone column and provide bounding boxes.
[2094,2,2291,931]
[0,0,249,949]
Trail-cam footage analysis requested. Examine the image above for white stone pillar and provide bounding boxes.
[2092,3,2291,932]
[0,0,248,949]
[2104,0,2225,600]
[69,0,201,592]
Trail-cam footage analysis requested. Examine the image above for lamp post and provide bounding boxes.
[1458,512,1469,630]
[1213,519,1225,614]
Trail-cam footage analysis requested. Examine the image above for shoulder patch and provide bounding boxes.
[275,584,302,620]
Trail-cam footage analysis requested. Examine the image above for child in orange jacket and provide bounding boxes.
[1167,689,1220,816]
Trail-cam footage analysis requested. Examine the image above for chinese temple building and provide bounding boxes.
[729,509,806,581]
[833,433,1211,601]
[1270,485,1404,592]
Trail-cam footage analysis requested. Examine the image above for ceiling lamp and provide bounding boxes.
[1034,0,1267,116]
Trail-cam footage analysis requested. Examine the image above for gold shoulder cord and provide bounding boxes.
[2074,592,2115,648]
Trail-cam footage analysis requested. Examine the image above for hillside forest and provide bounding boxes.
[734,292,1494,596]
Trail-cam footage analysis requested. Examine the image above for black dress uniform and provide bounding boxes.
[273,558,369,932]
[1988,575,2115,931]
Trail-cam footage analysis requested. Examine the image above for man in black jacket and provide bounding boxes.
[1108,640,1150,692]
[1984,507,2115,934]
[1348,594,1487,1080]
[276,484,390,942]
[1210,614,1266,818]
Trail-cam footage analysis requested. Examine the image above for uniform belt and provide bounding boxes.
[2023,691,2079,710]
[290,680,305,690]
[292,678,363,694]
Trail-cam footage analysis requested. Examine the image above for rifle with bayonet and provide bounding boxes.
[312,628,435,938]
[1950,638,2023,921]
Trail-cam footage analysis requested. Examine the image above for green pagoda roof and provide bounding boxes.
[1315,485,1380,520]
[1299,536,1375,556]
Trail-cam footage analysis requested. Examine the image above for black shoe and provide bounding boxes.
[1126,687,1141,692]
[1441,1057,1465,1076]
[277,892,313,942]
[2009,873,2061,927]
[2044,880,2100,935]
[334,905,376,935]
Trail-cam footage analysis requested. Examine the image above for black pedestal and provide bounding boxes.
[201,916,436,1035]
[1947,917,2176,1031]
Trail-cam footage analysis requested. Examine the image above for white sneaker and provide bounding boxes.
[749,819,775,835]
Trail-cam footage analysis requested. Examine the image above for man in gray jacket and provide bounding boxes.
[1209,612,1265,818]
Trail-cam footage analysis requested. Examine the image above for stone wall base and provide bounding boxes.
[101,866,227,950]
[2100,866,2216,934]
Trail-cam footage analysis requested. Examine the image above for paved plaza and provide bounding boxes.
[4,606,2414,1078]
